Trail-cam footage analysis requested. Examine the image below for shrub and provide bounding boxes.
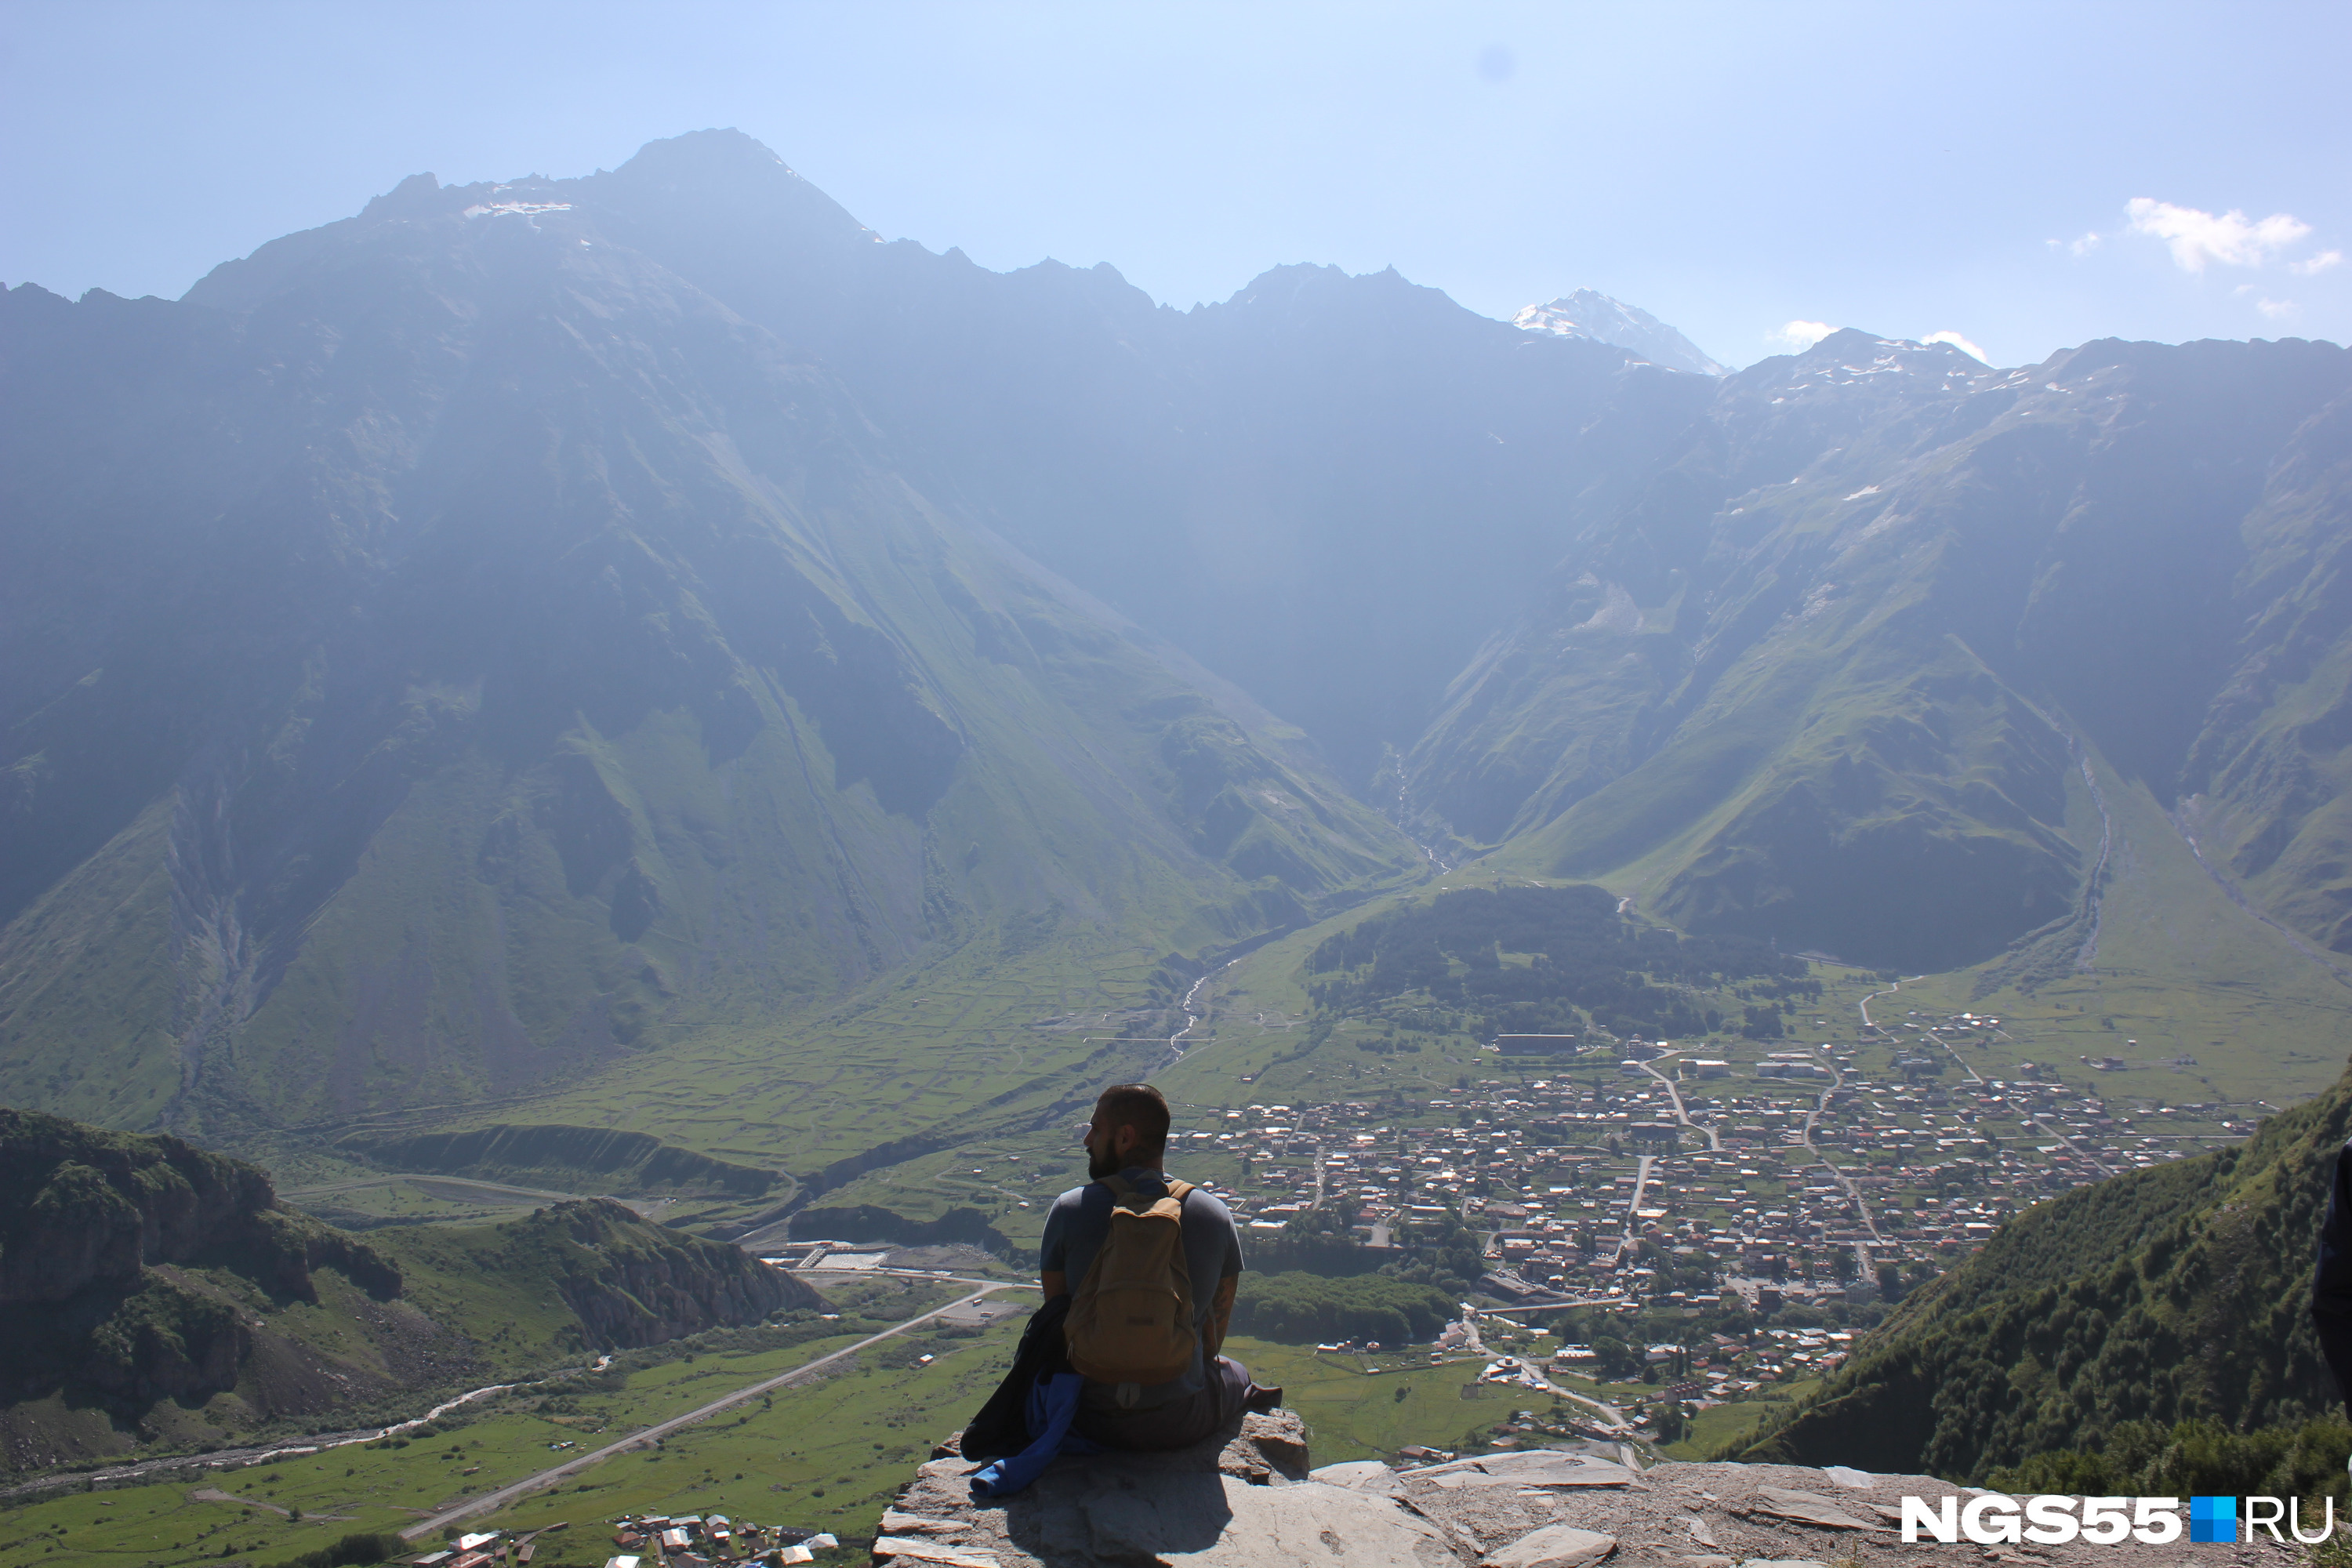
[1228,1272,1455,1344]
[267,1532,401,1568]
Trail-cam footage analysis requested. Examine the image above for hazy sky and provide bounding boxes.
[5,1,2347,368]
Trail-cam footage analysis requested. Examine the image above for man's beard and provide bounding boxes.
[1087,1145,1121,1180]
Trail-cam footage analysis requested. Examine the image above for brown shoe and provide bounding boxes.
[1243,1383,1283,1414]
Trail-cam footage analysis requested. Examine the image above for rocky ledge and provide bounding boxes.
[877,1414,2300,1566]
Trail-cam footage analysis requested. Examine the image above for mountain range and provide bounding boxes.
[5,128,2352,1153]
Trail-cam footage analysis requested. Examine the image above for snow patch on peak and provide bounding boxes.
[1515,289,1727,376]
[463,201,574,220]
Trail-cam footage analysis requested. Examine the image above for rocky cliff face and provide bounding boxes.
[887,1423,2251,1566]
[0,1112,822,1474]
[522,1197,817,1349]
[0,1106,404,1410]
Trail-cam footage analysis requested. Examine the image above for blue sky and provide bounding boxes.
[5,0,2346,368]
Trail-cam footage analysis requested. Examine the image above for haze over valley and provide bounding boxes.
[8,90,2352,1563]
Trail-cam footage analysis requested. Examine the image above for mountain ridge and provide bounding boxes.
[0,144,1425,1139]
[6,129,2352,1172]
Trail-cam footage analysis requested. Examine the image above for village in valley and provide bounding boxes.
[789,958,2270,1465]
[324,966,2284,1568]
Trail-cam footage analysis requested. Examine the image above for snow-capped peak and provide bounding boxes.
[1515,289,1727,376]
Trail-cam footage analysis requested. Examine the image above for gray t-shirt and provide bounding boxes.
[1040,1167,1244,1392]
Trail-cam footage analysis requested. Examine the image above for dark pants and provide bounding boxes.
[1071,1355,1254,1452]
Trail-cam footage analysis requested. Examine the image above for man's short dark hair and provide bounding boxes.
[1095,1083,1171,1157]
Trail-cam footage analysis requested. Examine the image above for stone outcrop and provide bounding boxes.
[890,1414,1455,1566]
[527,1198,820,1348]
[0,1108,397,1308]
[883,1423,2288,1566]
[0,1106,403,1406]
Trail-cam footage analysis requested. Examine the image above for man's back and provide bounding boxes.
[1042,1166,1241,1396]
[1031,1083,1269,1452]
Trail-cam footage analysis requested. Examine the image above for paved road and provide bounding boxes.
[1508,1357,1628,1433]
[1456,1305,1630,1434]
[1619,1154,1656,1246]
[1639,1055,1722,1155]
[1795,1058,1885,1248]
[397,1282,1035,1541]
[1861,981,1984,1085]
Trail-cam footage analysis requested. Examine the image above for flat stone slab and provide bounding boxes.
[1741,1487,1872,1530]
[1307,1460,1403,1497]
[1478,1523,1617,1566]
[871,1540,1000,1567]
[879,1511,967,1536]
[1408,1450,1635,1490]
[1174,1479,1457,1566]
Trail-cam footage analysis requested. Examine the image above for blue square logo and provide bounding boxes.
[2190,1496,2237,1544]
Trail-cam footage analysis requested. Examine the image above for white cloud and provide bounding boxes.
[2125,197,2311,272]
[2045,231,2102,257]
[2255,296,2298,320]
[1769,320,1834,351]
[1925,330,1988,362]
[2291,250,2343,276]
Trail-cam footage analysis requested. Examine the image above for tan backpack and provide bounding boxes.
[1063,1174,1196,1387]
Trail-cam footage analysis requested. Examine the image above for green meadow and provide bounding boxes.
[0,1279,1019,1568]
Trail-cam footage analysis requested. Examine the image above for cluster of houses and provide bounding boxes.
[1160,1007,2249,1315]
[595,1514,840,1568]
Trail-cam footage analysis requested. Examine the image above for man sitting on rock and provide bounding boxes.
[1040,1083,1277,1450]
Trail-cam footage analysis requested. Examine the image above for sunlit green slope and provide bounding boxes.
[1410,332,2352,973]
[0,164,1418,1144]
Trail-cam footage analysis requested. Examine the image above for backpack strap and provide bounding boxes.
[1098,1173,1191,1206]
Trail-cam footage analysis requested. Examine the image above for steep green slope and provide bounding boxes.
[1412,331,2352,971]
[334,1123,778,1197]
[1726,1061,2352,1481]
[2183,386,2352,951]
[0,150,1419,1142]
[544,131,1716,790]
